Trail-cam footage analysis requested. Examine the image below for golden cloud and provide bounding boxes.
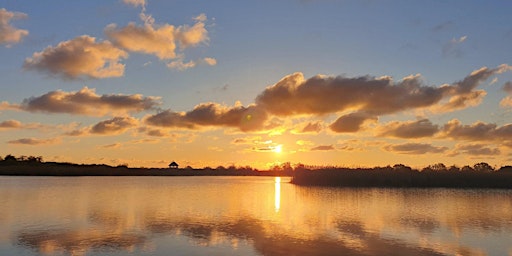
[23,36,128,79]
[18,87,160,116]
[376,119,439,139]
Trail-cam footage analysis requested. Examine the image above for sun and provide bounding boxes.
[273,145,283,154]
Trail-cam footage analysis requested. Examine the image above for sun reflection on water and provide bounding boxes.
[274,177,281,212]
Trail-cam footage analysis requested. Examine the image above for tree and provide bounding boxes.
[473,162,494,172]
[4,154,17,162]
[447,165,460,172]
[430,163,447,172]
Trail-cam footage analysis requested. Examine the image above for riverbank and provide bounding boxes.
[0,162,292,177]
[290,167,512,188]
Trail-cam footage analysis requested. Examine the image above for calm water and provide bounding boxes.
[1,176,511,256]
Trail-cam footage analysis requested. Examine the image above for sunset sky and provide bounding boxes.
[1,0,512,169]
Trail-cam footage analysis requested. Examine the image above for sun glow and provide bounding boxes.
[274,145,283,154]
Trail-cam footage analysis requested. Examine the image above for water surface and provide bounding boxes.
[0,176,511,255]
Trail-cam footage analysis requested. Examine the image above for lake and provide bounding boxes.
[0,176,511,256]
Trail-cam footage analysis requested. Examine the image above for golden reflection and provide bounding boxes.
[2,177,512,255]
[274,177,281,212]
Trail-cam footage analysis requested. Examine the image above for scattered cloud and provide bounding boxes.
[12,87,160,116]
[451,143,501,156]
[0,8,28,46]
[167,57,217,71]
[8,137,60,145]
[105,23,178,60]
[122,0,146,8]
[311,145,335,151]
[0,119,45,130]
[256,65,509,127]
[24,36,128,79]
[504,81,512,94]
[201,57,217,66]
[501,82,512,107]
[142,65,510,134]
[443,35,468,58]
[441,119,512,142]
[166,58,196,71]
[0,119,22,129]
[384,143,448,155]
[102,143,122,149]
[138,127,169,137]
[330,112,377,133]
[292,121,323,134]
[145,103,268,132]
[105,13,209,60]
[296,140,313,146]
[377,119,439,138]
[90,116,139,135]
[232,136,262,144]
[501,97,512,108]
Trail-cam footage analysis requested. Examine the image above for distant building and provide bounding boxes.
[169,161,179,169]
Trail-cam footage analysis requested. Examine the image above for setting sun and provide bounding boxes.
[274,145,283,154]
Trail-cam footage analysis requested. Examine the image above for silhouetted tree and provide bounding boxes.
[3,154,16,162]
[447,165,460,172]
[460,165,474,172]
[474,162,494,172]
[429,163,447,172]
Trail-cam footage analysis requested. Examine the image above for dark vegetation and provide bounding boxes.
[291,163,512,188]
[2,154,512,188]
[0,154,292,177]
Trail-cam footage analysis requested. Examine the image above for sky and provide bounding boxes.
[1,0,512,169]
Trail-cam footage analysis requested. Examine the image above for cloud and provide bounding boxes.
[167,58,196,70]
[311,145,335,151]
[105,14,209,60]
[105,23,177,60]
[330,112,377,133]
[137,127,169,137]
[8,137,60,145]
[24,35,128,79]
[0,8,28,46]
[501,97,512,107]
[102,143,122,149]
[501,82,512,107]
[383,143,448,155]
[504,81,512,94]
[166,57,216,71]
[201,57,217,66]
[0,119,22,128]
[231,136,262,144]
[17,87,160,116]
[0,119,45,130]
[255,72,444,116]
[436,90,486,112]
[256,66,508,126]
[145,103,268,132]
[138,65,510,133]
[122,0,146,8]
[451,143,501,156]
[90,116,139,135]
[0,101,20,111]
[377,119,439,138]
[441,119,512,142]
[175,14,209,49]
[293,121,323,134]
[443,35,467,58]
